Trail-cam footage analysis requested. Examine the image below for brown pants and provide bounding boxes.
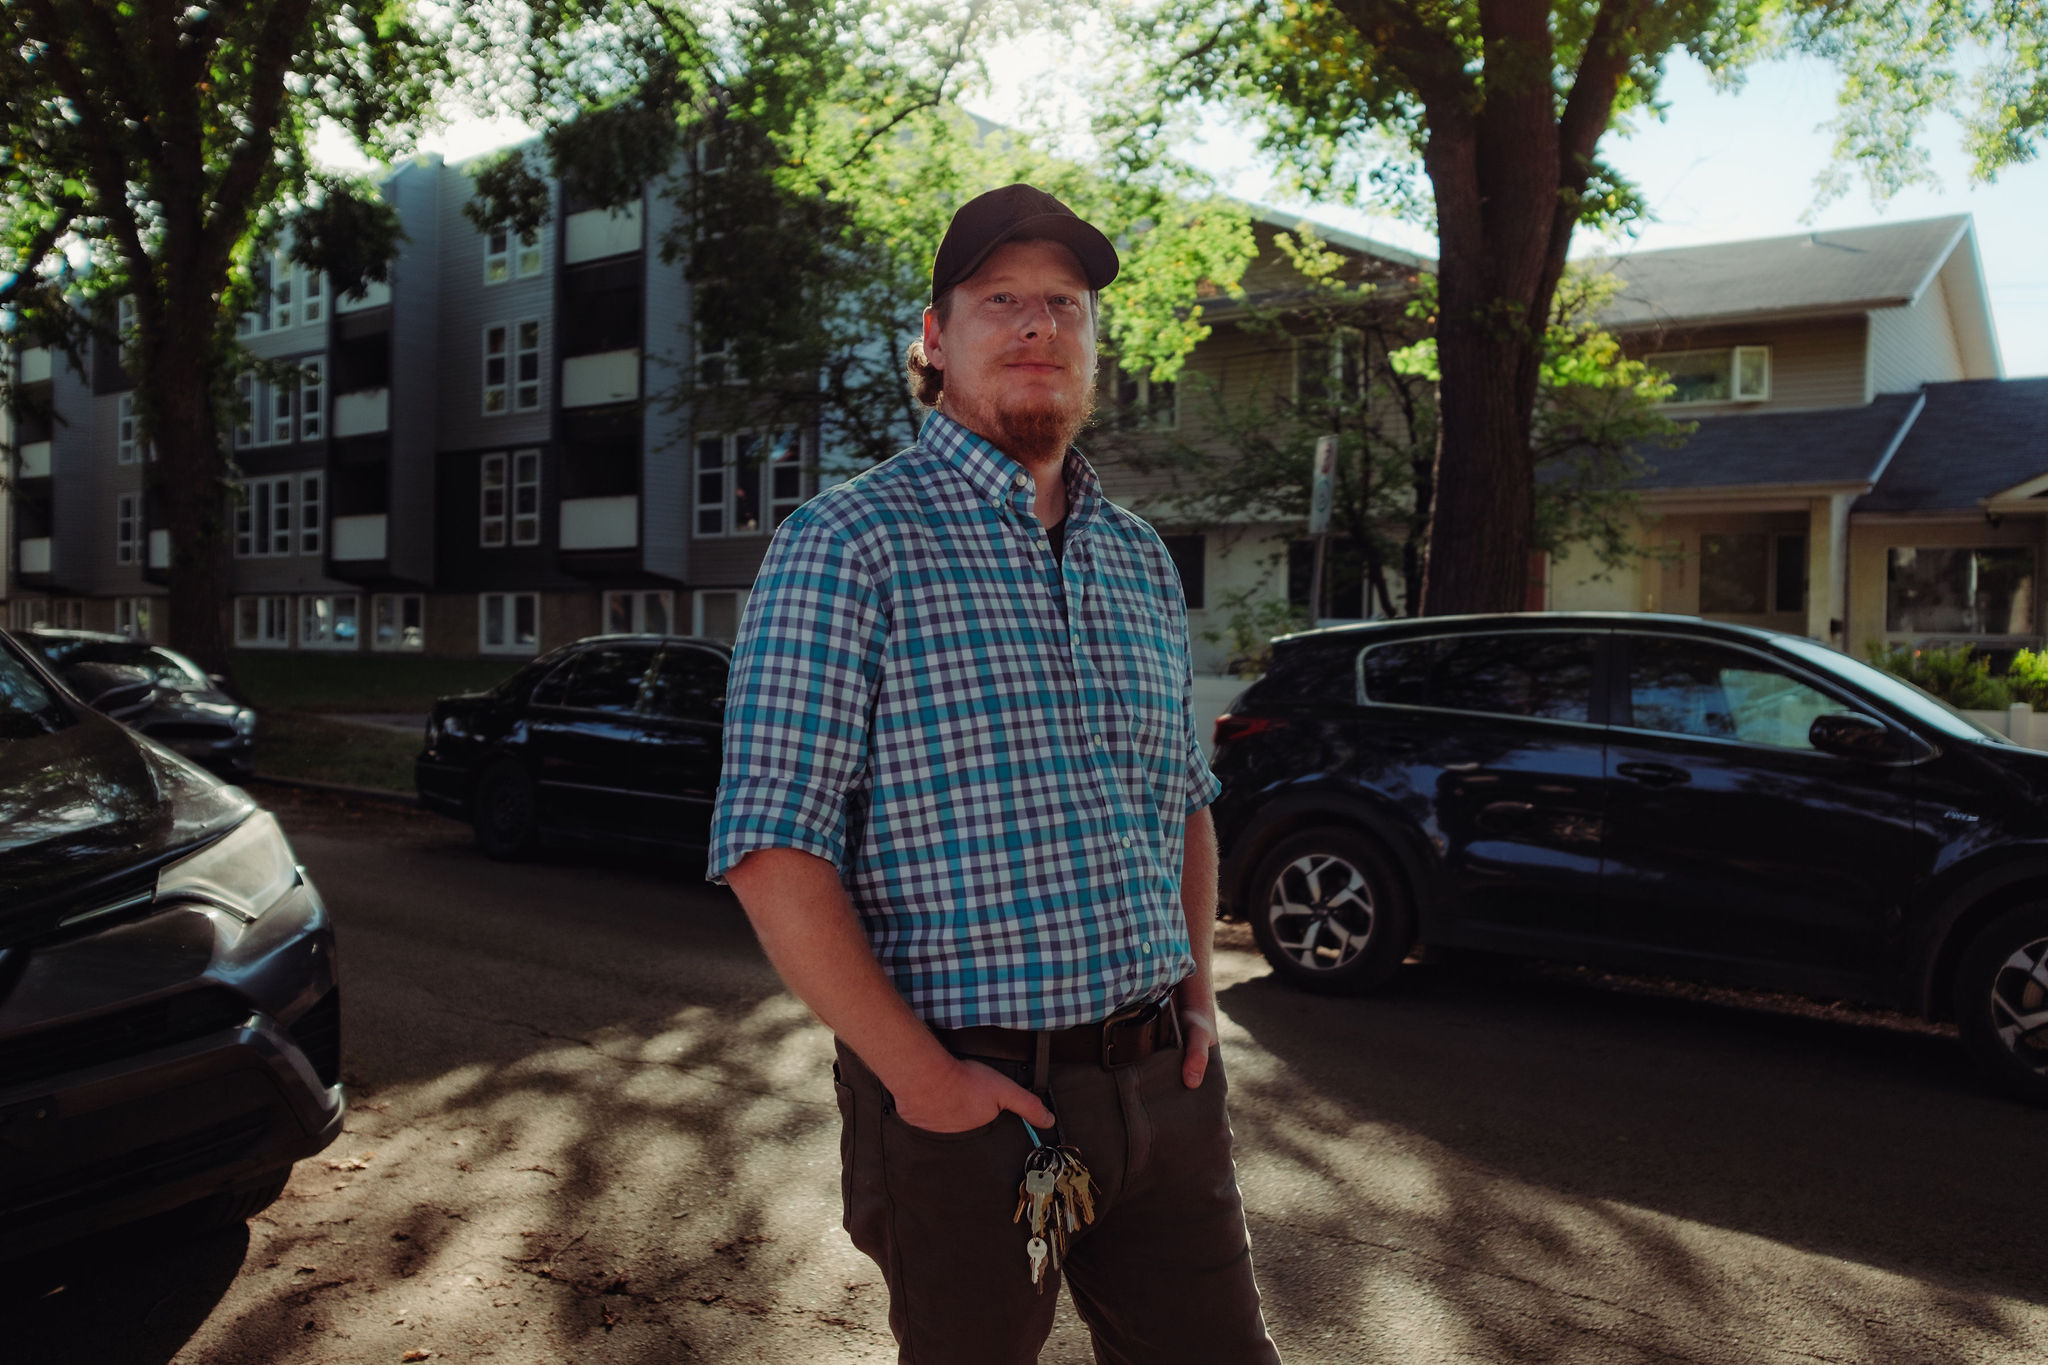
[832,1038,1282,1365]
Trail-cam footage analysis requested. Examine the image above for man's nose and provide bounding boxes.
[1019,298,1057,340]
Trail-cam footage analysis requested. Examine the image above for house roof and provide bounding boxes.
[1584,216,1973,332]
[1856,378,2048,513]
[1624,393,1924,493]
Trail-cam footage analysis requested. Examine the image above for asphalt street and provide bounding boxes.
[9,787,2048,1364]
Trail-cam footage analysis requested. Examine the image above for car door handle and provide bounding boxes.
[1616,761,1689,788]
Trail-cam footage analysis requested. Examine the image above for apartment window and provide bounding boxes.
[1887,546,2037,636]
[115,493,140,566]
[271,254,295,330]
[480,450,541,547]
[605,589,674,635]
[233,476,295,558]
[696,328,738,387]
[299,357,325,441]
[485,224,544,285]
[11,598,83,630]
[301,268,325,325]
[235,372,255,446]
[116,294,137,338]
[480,592,540,654]
[1161,534,1207,610]
[695,432,785,537]
[235,595,292,647]
[514,319,542,411]
[117,392,142,464]
[116,596,152,639]
[299,472,324,556]
[239,257,271,336]
[1297,328,1365,409]
[1648,346,1772,405]
[372,593,425,651]
[1109,369,1179,431]
[694,589,748,642]
[299,594,359,649]
[482,324,509,414]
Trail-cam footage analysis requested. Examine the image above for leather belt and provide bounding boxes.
[932,994,1181,1069]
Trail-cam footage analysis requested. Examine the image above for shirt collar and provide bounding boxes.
[917,410,1104,529]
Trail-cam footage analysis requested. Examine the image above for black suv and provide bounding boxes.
[416,634,731,859]
[1210,612,2048,1104]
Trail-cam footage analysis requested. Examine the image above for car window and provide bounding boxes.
[1364,633,1597,722]
[644,647,728,722]
[1625,637,1847,750]
[0,645,68,737]
[1360,641,1432,706]
[556,645,658,714]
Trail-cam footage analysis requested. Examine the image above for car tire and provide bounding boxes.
[176,1168,292,1235]
[1953,901,2048,1106]
[1245,825,1414,995]
[472,760,539,862]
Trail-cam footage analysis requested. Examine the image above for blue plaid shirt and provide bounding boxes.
[708,412,1221,1029]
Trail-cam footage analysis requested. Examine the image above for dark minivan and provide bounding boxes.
[1209,612,2048,1104]
[416,634,730,859]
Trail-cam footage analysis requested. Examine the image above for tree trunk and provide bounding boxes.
[1423,311,1537,614]
[149,346,234,678]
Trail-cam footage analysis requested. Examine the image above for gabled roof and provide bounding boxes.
[1584,216,1973,332]
[1857,378,2048,513]
[1623,393,1924,494]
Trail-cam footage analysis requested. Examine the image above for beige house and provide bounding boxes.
[1549,216,2040,660]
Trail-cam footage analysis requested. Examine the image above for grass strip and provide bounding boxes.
[255,712,421,793]
[230,651,519,713]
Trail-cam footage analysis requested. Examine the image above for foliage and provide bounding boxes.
[1868,642,2019,710]
[1201,585,1311,676]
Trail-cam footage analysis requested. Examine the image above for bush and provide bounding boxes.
[1867,642,2015,710]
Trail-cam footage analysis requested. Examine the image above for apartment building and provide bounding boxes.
[3,149,808,659]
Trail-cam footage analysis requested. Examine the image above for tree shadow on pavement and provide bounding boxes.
[1219,956,2048,1362]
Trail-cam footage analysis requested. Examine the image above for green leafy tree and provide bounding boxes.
[0,1,457,672]
[1105,1,2044,616]
[1093,227,1682,624]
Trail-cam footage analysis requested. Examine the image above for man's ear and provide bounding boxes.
[921,306,945,371]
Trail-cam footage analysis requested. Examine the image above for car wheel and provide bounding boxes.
[177,1168,292,1234]
[1245,826,1413,995]
[472,760,539,861]
[1954,902,2048,1106]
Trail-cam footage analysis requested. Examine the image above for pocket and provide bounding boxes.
[832,1071,857,1232]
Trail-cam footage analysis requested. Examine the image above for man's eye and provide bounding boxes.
[989,292,1015,304]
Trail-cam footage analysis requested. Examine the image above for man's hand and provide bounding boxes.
[1178,1005,1218,1089]
[891,1055,1056,1134]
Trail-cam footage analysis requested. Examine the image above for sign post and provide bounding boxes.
[1306,434,1338,624]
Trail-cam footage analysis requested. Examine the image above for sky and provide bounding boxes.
[399,33,2048,378]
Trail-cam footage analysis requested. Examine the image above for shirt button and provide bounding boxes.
[1013,473,1028,489]
[1141,942,1153,954]
[1121,835,1132,849]
[1092,733,1104,746]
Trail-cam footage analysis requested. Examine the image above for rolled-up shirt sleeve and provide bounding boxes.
[1180,615,1223,815]
[707,506,885,884]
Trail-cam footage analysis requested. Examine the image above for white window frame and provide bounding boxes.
[765,429,809,528]
[372,593,426,651]
[299,471,324,556]
[693,588,749,643]
[483,324,508,414]
[480,451,508,546]
[235,371,256,447]
[696,430,804,538]
[510,448,541,545]
[484,223,545,285]
[695,328,739,387]
[1648,345,1774,406]
[115,492,139,565]
[116,294,137,339]
[513,318,542,412]
[516,227,544,279]
[298,356,325,441]
[233,476,295,558]
[478,591,541,655]
[1112,371,1180,432]
[1294,327,1365,407]
[116,596,153,640]
[234,594,292,648]
[485,226,511,284]
[299,593,361,651]
[117,392,141,464]
[301,266,325,326]
[270,251,296,331]
[603,589,675,636]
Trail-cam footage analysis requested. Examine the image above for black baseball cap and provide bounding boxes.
[930,183,1120,303]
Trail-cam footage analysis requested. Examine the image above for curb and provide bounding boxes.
[242,772,421,808]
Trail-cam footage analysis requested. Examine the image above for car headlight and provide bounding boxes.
[155,810,301,922]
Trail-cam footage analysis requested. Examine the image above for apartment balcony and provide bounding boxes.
[19,346,52,385]
[18,440,51,479]
[561,349,639,408]
[560,496,638,551]
[332,513,388,562]
[334,387,390,438]
[20,537,52,575]
[336,279,392,313]
[565,203,643,264]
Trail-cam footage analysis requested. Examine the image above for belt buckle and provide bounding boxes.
[1099,997,1163,1069]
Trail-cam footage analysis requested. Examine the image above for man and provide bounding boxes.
[708,183,1281,1364]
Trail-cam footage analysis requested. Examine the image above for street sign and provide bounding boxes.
[1308,434,1338,535]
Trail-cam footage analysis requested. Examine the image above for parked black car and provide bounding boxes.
[0,631,341,1259]
[16,629,257,776]
[416,634,731,859]
[1210,612,2048,1104]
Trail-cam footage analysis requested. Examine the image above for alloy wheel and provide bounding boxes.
[1988,934,2048,1076]
[1266,852,1377,972]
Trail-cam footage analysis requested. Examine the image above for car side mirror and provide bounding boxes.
[1810,712,1920,762]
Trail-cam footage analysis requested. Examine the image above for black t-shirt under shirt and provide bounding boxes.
[1047,517,1067,564]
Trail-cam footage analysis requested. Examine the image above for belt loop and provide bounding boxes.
[1032,1029,1051,1094]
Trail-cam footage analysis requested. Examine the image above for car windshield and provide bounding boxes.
[0,645,70,737]
[1776,637,2011,744]
[30,637,209,690]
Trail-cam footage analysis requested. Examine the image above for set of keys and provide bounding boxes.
[1012,1126,1096,1289]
